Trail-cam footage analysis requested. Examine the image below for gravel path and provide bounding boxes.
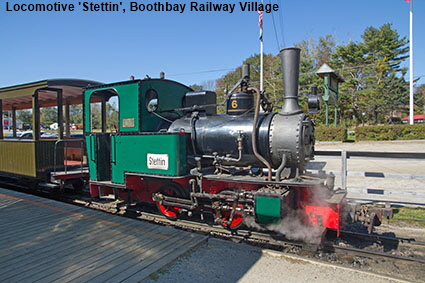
[142,238,407,283]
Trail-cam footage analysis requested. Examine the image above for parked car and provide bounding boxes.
[69,133,84,138]
[16,131,51,138]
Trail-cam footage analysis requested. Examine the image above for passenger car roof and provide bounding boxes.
[0,79,102,110]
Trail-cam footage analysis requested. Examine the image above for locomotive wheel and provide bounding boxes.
[218,205,244,230]
[156,183,185,220]
[216,190,244,230]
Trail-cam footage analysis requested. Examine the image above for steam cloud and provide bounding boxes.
[244,213,325,245]
[243,184,351,245]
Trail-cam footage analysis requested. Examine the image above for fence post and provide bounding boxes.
[341,150,347,190]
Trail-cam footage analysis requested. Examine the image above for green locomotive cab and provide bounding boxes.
[83,78,191,185]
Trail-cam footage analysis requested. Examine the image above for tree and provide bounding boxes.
[69,104,83,125]
[362,24,408,74]
[332,24,409,125]
[17,110,32,125]
[361,24,409,123]
[211,25,409,126]
[188,84,203,91]
[415,84,425,114]
[106,102,118,131]
[332,41,367,124]
[40,107,57,127]
[90,103,101,131]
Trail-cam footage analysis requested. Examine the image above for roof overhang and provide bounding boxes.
[0,79,102,110]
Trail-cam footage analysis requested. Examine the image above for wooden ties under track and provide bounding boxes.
[0,188,207,282]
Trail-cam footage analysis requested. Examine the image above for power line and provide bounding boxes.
[277,0,286,48]
[167,61,421,86]
[168,68,234,77]
[270,0,281,51]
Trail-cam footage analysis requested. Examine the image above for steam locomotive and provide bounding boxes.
[83,47,368,239]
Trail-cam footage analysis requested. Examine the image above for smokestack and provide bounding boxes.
[280,47,302,115]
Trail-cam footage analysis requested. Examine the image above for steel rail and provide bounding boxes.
[328,243,425,264]
[340,230,425,246]
[2,185,425,266]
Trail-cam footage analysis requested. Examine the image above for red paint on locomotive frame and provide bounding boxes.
[90,174,344,236]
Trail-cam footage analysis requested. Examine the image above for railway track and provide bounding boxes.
[340,230,425,247]
[2,183,425,270]
[329,243,425,264]
[63,191,425,267]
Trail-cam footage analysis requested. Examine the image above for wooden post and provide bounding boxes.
[32,91,40,141]
[341,150,347,190]
[65,102,70,138]
[57,89,64,139]
[12,106,17,137]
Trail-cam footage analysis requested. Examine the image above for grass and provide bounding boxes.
[390,207,425,227]
[157,269,168,274]
[148,268,168,281]
[149,273,159,280]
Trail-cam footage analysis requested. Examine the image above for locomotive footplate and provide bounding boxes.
[51,168,89,181]
[89,180,130,201]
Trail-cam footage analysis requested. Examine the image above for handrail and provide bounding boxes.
[314,150,425,192]
[111,134,116,164]
[89,135,96,162]
[53,138,85,176]
[315,150,425,159]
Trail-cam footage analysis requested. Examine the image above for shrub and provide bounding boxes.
[355,124,425,141]
[315,127,347,142]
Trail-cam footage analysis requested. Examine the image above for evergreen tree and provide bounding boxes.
[332,41,367,125]
[415,84,425,114]
[332,24,409,125]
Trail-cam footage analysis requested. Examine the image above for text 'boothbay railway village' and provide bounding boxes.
[4,1,280,13]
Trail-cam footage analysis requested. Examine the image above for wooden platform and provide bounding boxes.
[0,188,207,282]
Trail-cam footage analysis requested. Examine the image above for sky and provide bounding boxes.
[0,0,423,88]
